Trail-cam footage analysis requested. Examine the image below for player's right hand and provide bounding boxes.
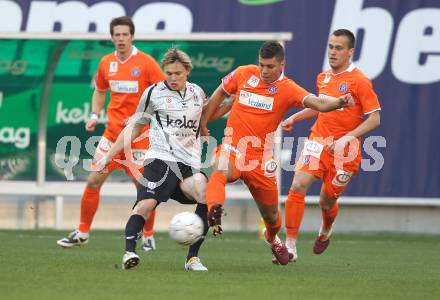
[281,116,295,132]
[85,119,98,132]
[339,93,355,107]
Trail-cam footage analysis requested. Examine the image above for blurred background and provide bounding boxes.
[0,0,439,234]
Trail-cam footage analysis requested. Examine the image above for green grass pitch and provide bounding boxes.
[0,230,439,300]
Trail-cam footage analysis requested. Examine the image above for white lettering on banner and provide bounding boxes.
[56,101,106,124]
[0,60,28,75]
[0,0,21,32]
[326,0,393,80]
[302,140,324,159]
[1,0,439,84]
[392,9,440,84]
[26,1,125,32]
[109,80,138,93]
[238,90,273,111]
[191,53,234,72]
[133,3,192,33]
[0,1,193,33]
[0,127,30,149]
[327,0,440,84]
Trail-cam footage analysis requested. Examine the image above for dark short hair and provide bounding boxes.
[332,29,356,49]
[259,41,285,62]
[110,16,135,35]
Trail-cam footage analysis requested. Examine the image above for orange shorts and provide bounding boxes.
[295,139,361,199]
[214,144,279,206]
[92,135,147,180]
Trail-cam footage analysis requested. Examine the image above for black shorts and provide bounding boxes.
[136,159,206,206]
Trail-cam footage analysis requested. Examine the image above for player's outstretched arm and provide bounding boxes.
[200,84,228,135]
[100,120,145,168]
[304,94,354,112]
[209,96,234,122]
[282,108,319,132]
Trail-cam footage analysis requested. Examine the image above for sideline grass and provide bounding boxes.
[0,230,439,300]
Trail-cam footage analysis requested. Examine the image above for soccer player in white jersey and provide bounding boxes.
[96,48,216,271]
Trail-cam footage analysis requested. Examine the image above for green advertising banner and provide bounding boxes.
[0,39,262,181]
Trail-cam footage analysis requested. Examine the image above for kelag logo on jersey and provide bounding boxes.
[166,115,199,132]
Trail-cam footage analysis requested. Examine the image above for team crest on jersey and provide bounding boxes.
[188,86,194,93]
[109,61,118,73]
[339,82,348,94]
[247,75,260,87]
[302,155,310,165]
[332,170,352,187]
[165,97,175,109]
[268,85,278,94]
[131,67,141,78]
[264,159,278,177]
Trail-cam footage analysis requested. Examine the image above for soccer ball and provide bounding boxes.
[169,212,204,246]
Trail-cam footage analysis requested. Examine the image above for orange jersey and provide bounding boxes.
[311,64,381,142]
[95,46,165,141]
[222,65,312,160]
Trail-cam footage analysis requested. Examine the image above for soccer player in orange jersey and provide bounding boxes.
[201,41,354,265]
[57,16,165,250]
[281,29,381,262]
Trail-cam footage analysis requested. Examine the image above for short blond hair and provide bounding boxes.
[161,48,193,72]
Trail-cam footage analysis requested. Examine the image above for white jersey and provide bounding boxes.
[134,81,208,168]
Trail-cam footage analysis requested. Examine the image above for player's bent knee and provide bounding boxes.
[132,199,156,218]
[290,181,308,194]
[86,174,105,190]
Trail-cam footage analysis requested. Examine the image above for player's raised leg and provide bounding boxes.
[206,149,240,236]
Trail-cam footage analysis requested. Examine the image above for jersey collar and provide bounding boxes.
[114,46,138,64]
[330,63,356,76]
[164,80,187,99]
[260,71,285,85]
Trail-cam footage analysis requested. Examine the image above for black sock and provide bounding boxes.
[125,214,145,252]
[187,203,209,261]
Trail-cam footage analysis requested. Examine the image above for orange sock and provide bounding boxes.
[322,203,339,232]
[285,190,305,240]
[206,171,227,211]
[264,210,282,243]
[143,209,156,237]
[78,186,100,233]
